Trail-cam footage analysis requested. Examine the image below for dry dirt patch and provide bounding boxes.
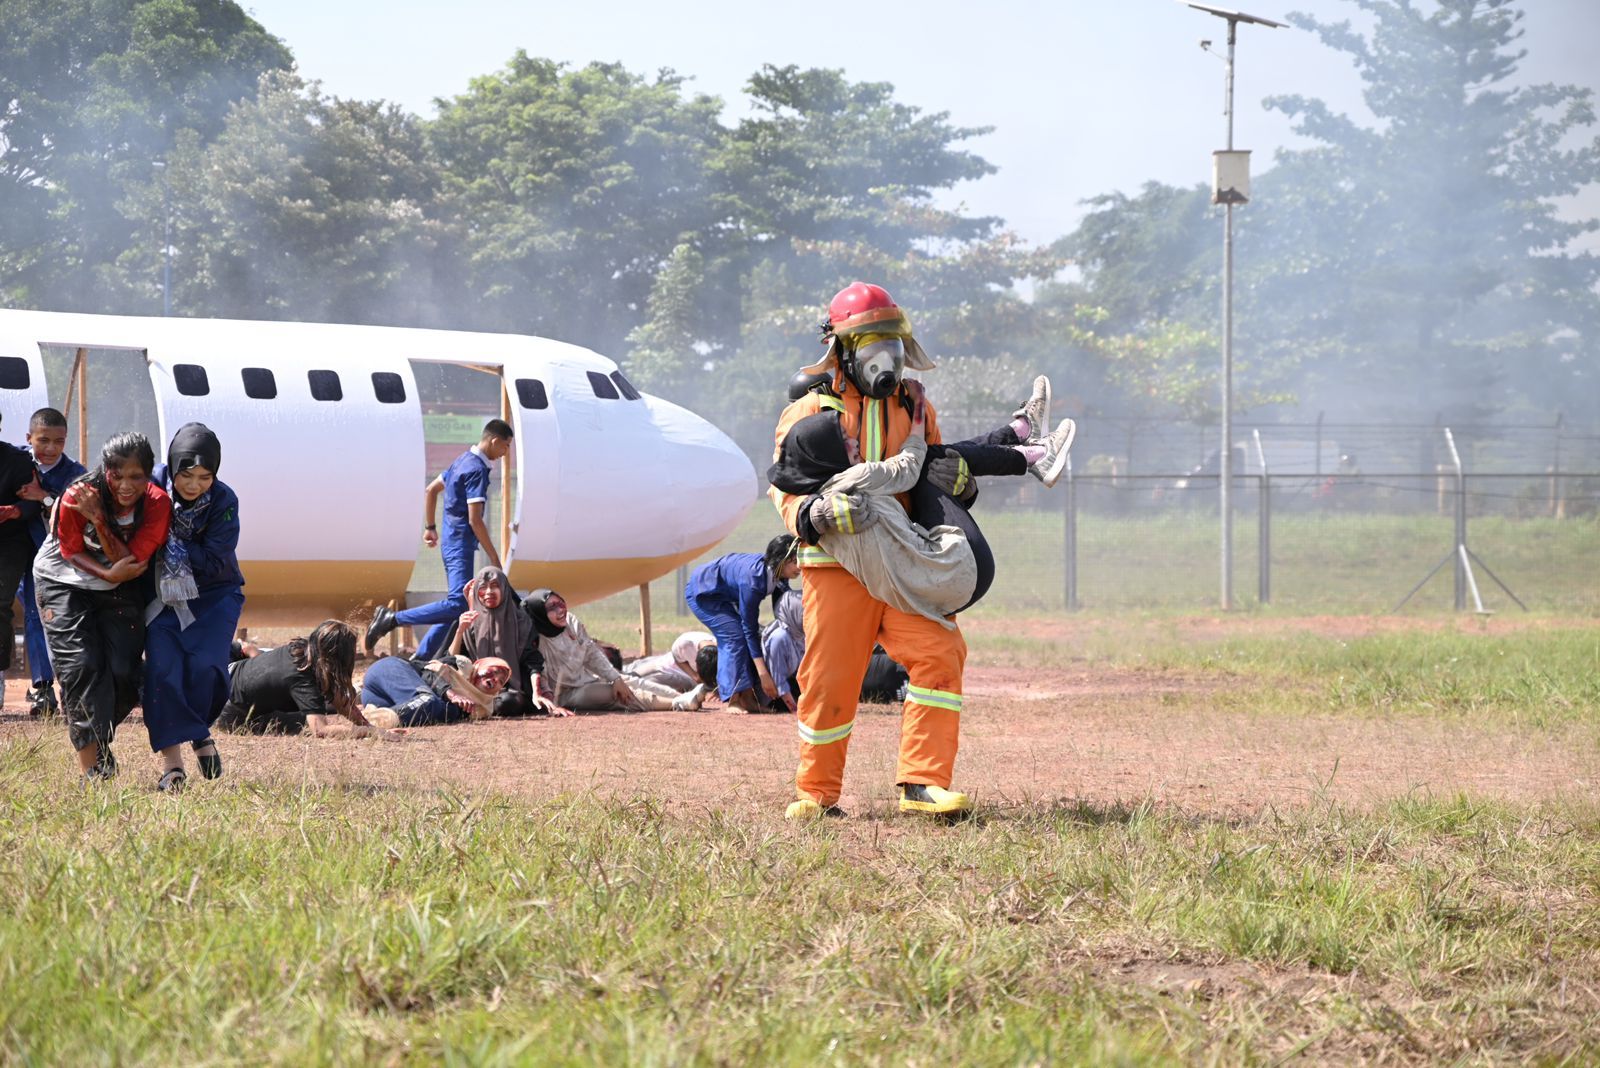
[4,627,1593,814]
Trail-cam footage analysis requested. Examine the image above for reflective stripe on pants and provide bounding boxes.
[795,565,966,805]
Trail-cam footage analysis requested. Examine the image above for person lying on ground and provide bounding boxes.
[523,588,707,713]
[215,620,396,739]
[766,377,1074,626]
[361,654,520,727]
[621,629,715,709]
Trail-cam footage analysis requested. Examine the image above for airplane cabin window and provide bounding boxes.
[515,378,548,410]
[610,371,641,401]
[371,371,406,403]
[173,363,210,396]
[0,357,29,389]
[587,371,619,400]
[241,367,277,399]
[308,369,343,402]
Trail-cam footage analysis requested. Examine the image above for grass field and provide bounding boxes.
[2,617,1597,1064]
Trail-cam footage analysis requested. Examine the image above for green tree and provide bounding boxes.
[427,55,726,353]
[654,66,1062,458]
[1253,0,1600,420]
[0,0,291,310]
[132,72,454,324]
[1055,1,1600,425]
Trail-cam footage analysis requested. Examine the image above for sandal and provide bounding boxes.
[192,737,222,780]
[157,767,188,794]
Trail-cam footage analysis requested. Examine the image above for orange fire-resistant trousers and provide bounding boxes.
[795,565,967,806]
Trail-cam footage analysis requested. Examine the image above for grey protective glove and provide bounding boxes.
[806,492,876,537]
[925,453,977,504]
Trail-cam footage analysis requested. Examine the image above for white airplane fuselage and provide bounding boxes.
[0,310,756,621]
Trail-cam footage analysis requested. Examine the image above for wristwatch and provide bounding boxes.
[42,494,55,509]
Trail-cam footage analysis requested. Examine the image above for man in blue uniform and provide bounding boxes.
[365,419,513,658]
[685,534,797,712]
[16,408,87,716]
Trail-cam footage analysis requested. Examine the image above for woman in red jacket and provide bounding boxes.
[32,432,172,782]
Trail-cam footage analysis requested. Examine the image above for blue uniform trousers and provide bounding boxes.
[21,570,53,684]
[142,585,246,751]
[686,590,760,701]
[395,530,476,660]
[360,656,466,726]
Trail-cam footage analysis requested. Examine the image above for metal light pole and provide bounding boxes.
[153,160,172,316]
[1184,2,1282,610]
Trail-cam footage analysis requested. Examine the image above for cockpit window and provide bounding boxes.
[587,371,619,400]
[611,371,641,401]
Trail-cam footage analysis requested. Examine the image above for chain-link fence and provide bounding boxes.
[538,421,1600,631]
[1054,469,1597,614]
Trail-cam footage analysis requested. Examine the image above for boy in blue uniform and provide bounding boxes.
[365,419,513,658]
[15,409,80,715]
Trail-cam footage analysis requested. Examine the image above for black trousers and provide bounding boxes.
[908,424,1021,613]
[0,539,34,672]
[37,578,145,752]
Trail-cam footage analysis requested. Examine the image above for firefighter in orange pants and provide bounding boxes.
[770,281,974,819]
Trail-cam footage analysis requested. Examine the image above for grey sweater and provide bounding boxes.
[816,432,977,628]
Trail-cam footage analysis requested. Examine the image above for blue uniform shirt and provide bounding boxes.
[151,464,245,594]
[440,447,491,544]
[685,552,773,664]
[26,449,88,548]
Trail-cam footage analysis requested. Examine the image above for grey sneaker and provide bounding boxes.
[1028,418,1077,488]
[1012,375,1052,442]
[672,683,709,712]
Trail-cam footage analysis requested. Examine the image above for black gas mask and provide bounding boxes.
[843,336,906,399]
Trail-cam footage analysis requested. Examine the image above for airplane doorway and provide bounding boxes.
[38,344,163,462]
[403,360,514,605]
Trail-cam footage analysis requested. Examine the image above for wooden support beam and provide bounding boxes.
[638,583,653,657]
[64,348,88,462]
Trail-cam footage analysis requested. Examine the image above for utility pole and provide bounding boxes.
[1184,2,1283,609]
[154,160,172,316]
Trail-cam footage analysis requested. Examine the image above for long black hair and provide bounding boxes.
[289,620,359,715]
[763,533,797,578]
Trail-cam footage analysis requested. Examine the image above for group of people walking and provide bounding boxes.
[4,410,243,791]
[14,280,1071,822]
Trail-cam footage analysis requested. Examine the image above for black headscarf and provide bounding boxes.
[167,422,221,476]
[523,588,567,638]
[766,412,851,496]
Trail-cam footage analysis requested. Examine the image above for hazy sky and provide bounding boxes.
[244,0,1600,247]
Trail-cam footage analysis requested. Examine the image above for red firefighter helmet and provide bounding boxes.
[827,282,907,339]
[802,281,935,376]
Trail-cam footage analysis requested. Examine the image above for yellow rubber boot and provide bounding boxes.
[785,797,845,821]
[898,783,973,816]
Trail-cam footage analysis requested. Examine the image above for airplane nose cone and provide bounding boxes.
[509,389,758,602]
[630,394,758,552]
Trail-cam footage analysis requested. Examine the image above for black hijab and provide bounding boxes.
[523,588,567,638]
[167,422,222,476]
[766,412,851,496]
